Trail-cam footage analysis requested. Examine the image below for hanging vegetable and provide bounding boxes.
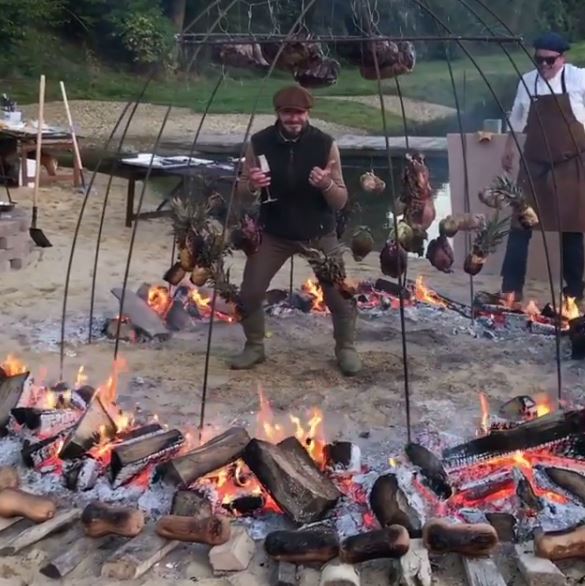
[231,213,262,257]
[351,226,374,261]
[479,176,538,229]
[380,240,408,278]
[438,213,487,238]
[360,171,386,194]
[426,235,454,273]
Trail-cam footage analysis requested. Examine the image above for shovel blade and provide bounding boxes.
[30,228,52,248]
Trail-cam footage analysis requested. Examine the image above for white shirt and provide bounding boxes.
[508,63,585,133]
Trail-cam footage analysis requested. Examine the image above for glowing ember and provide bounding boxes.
[75,366,88,389]
[190,288,234,323]
[302,279,328,313]
[562,296,580,322]
[147,285,171,317]
[0,354,27,376]
[533,392,553,418]
[524,300,541,318]
[414,276,446,307]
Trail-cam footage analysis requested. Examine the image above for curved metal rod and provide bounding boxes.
[198,0,321,437]
[58,97,136,378]
[112,2,240,360]
[443,45,475,321]
[362,0,412,442]
[411,0,563,400]
[446,0,564,400]
[87,93,153,344]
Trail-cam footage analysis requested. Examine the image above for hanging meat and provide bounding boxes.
[439,213,486,238]
[426,235,454,273]
[213,43,270,71]
[351,226,374,261]
[359,41,416,80]
[294,57,340,89]
[231,213,262,257]
[380,240,407,279]
[464,213,510,276]
[401,152,435,230]
[360,171,386,194]
[261,38,322,73]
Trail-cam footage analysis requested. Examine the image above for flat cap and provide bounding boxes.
[273,85,314,111]
[533,32,571,54]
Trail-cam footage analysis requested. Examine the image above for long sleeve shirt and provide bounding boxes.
[237,140,348,210]
[508,63,585,133]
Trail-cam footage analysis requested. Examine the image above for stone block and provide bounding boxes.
[209,528,255,573]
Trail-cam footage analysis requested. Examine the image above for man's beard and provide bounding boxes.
[278,120,307,138]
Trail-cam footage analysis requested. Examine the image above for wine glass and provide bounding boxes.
[257,155,278,204]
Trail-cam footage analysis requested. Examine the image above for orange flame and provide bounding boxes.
[523,300,541,318]
[302,279,328,313]
[533,392,552,418]
[190,288,234,323]
[75,366,88,389]
[0,355,27,376]
[414,276,447,307]
[148,286,172,317]
[562,296,580,322]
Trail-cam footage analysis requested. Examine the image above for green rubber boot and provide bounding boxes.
[230,309,266,370]
[332,311,362,377]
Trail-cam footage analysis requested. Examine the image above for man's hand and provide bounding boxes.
[309,159,336,191]
[502,145,516,173]
[248,167,271,191]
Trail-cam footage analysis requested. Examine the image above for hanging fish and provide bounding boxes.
[426,235,454,273]
[380,240,407,278]
[351,226,374,262]
[360,171,386,194]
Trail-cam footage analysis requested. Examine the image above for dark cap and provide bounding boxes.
[273,85,314,111]
[533,32,571,54]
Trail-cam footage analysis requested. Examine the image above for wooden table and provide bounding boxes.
[0,128,82,187]
[119,160,237,227]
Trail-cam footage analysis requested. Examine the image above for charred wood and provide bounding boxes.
[111,288,170,340]
[158,426,250,487]
[515,469,544,512]
[223,495,265,516]
[423,519,498,556]
[22,427,74,469]
[443,409,585,465]
[264,526,339,564]
[110,428,185,488]
[323,441,361,471]
[63,458,102,491]
[369,473,422,537]
[570,317,585,360]
[485,513,517,543]
[451,471,516,507]
[243,437,340,524]
[10,407,80,436]
[534,524,585,560]
[405,443,452,499]
[340,526,410,564]
[171,489,212,518]
[544,467,585,505]
[0,372,29,429]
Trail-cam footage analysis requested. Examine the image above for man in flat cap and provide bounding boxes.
[499,32,585,303]
[232,85,361,376]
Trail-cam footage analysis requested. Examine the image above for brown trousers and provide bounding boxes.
[240,232,353,319]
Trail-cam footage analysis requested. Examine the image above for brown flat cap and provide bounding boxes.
[273,85,314,111]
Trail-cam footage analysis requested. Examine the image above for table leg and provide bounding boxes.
[126,178,136,227]
[20,145,28,187]
[156,178,183,212]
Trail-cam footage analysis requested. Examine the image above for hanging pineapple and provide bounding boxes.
[380,240,408,278]
[190,266,211,287]
[464,213,511,276]
[351,226,374,262]
[302,248,354,299]
[426,235,454,273]
[360,171,386,194]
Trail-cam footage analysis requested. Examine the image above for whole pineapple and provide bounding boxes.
[464,213,510,276]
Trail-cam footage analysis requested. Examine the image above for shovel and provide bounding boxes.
[30,74,52,248]
[59,81,85,190]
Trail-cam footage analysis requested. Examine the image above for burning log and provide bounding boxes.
[171,489,212,518]
[423,519,498,556]
[443,409,585,466]
[243,437,341,524]
[374,278,411,300]
[369,473,422,537]
[534,524,585,561]
[323,441,361,472]
[340,526,410,564]
[10,407,80,436]
[498,396,537,420]
[452,471,516,507]
[265,526,339,563]
[485,513,517,543]
[60,396,118,460]
[0,488,56,523]
[405,443,452,499]
[111,288,170,340]
[63,458,103,491]
[543,467,585,505]
[515,469,544,512]
[81,503,145,538]
[110,428,185,488]
[0,372,29,428]
[223,495,265,516]
[22,427,73,469]
[155,515,230,545]
[159,426,250,487]
[569,317,585,360]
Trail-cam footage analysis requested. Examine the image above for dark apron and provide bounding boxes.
[519,68,585,232]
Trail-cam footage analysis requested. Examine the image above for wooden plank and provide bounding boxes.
[514,543,567,586]
[0,372,29,427]
[111,288,170,340]
[101,526,179,580]
[462,557,506,586]
[40,531,110,579]
[0,508,81,555]
[0,517,22,533]
[398,539,432,586]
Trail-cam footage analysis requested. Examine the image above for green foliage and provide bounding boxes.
[0,0,64,49]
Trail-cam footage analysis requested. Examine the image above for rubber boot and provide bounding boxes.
[332,311,362,377]
[230,309,266,370]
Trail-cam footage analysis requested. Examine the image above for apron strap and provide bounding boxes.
[533,67,567,97]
